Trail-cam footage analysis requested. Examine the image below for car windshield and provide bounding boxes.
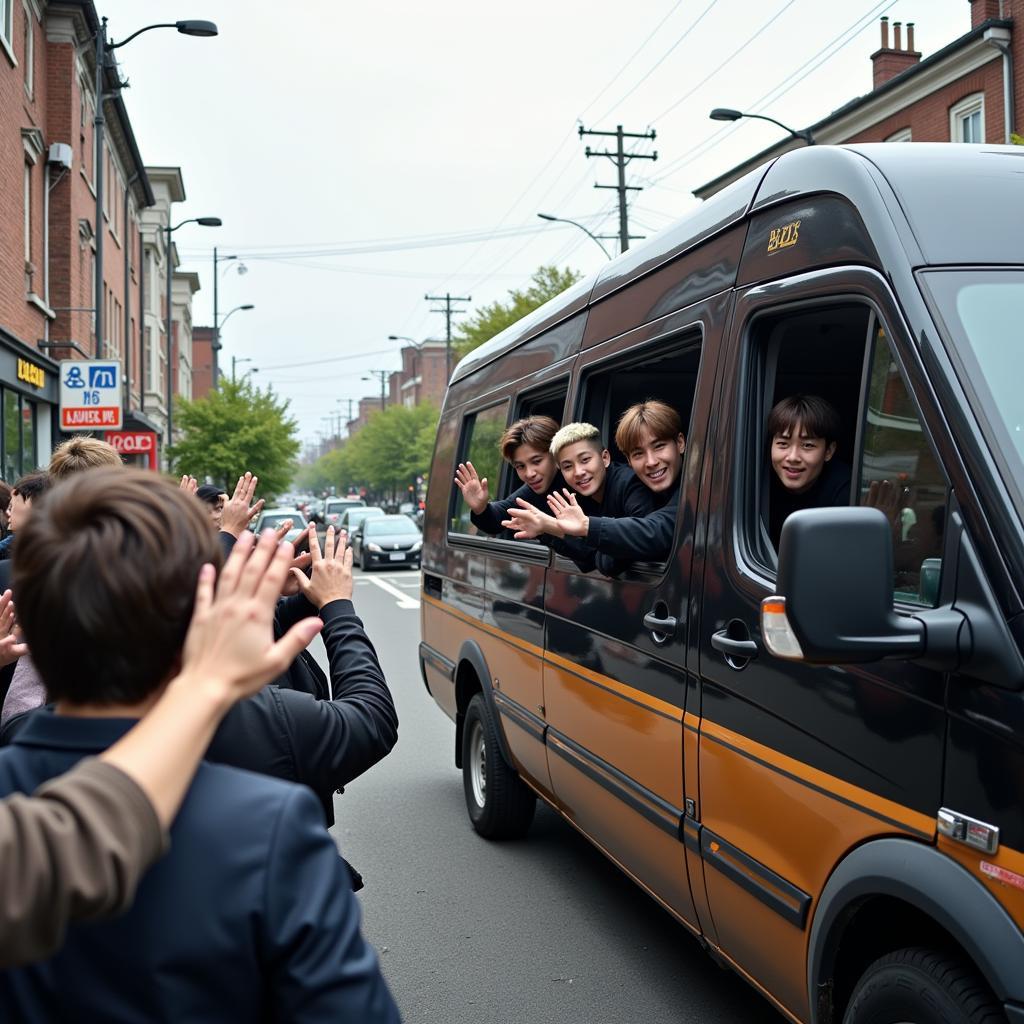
[924,269,1024,518]
[365,519,420,538]
[347,508,383,524]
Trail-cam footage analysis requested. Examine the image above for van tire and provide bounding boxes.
[462,693,535,839]
[843,947,1004,1024]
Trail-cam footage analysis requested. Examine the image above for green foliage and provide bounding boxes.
[168,379,300,496]
[1012,132,1024,146]
[452,265,582,362]
[298,403,439,501]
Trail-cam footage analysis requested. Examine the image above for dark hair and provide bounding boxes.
[499,416,559,462]
[12,472,50,503]
[13,468,222,706]
[767,394,841,445]
[196,484,225,505]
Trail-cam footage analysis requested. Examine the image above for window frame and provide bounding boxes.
[950,92,985,144]
[446,398,511,539]
[885,127,912,143]
[0,0,14,64]
[734,291,950,608]
[21,0,32,97]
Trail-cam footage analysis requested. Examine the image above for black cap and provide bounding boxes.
[196,484,225,505]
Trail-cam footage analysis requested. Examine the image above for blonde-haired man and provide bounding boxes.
[48,437,123,481]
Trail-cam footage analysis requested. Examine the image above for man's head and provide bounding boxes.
[7,472,50,533]
[767,394,840,494]
[499,416,560,495]
[615,400,685,495]
[196,483,228,530]
[14,468,221,708]
[549,422,610,500]
[48,436,122,482]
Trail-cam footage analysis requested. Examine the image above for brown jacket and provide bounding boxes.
[0,758,165,967]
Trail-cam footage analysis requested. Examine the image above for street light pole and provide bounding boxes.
[709,107,815,145]
[93,18,218,358]
[537,213,612,259]
[364,370,389,410]
[212,250,240,389]
[165,216,221,452]
[231,356,254,383]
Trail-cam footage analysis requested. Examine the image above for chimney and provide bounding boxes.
[870,15,923,89]
[969,0,1003,30]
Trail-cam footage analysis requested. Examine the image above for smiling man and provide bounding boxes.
[544,402,686,566]
[766,394,851,548]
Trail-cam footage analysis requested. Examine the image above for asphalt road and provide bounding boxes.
[314,567,783,1024]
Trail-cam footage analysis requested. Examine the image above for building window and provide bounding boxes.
[886,127,912,143]
[23,162,31,263]
[950,93,985,144]
[21,1,32,96]
[0,0,12,52]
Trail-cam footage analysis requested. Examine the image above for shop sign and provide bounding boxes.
[17,358,45,389]
[59,360,122,430]
[106,431,155,455]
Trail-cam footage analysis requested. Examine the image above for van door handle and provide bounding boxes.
[643,610,678,640]
[711,630,758,659]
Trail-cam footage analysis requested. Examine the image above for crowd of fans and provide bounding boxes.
[0,436,402,1021]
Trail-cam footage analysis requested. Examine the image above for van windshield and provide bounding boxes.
[925,269,1024,516]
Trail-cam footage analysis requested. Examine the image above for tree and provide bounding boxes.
[452,265,582,362]
[169,379,300,496]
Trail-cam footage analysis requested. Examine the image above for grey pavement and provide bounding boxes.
[313,568,783,1024]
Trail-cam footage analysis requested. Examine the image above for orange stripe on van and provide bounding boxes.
[543,649,684,721]
[701,719,934,838]
[422,593,545,659]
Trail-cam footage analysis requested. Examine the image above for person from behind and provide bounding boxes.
[0,531,323,968]
[0,480,11,538]
[766,394,851,548]
[546,400,685,564]
[47,436,122,482]
[0,469,400,1022]
[453,415,563,536]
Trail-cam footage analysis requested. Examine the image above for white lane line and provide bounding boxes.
[366,575,420,609]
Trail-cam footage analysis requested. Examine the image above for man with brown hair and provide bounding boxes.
[0,469,400,1021]
[453,414,565,535]
[47,436,122,481]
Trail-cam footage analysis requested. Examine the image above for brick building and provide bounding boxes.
[695,0,1022,199]
[0,0,199,473]
[192,324,215,399]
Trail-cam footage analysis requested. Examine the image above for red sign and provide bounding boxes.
[105,431,156,454]
[61,408,121,428]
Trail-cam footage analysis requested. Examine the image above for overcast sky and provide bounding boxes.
[100,0,973,449]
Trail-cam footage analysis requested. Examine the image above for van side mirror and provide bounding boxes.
[768,507,925,662]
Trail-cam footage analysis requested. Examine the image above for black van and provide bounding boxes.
[419,143,1024,1024]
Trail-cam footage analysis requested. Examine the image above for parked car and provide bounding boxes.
[251,508,306,545]
[419,146,1024,1024]
[357,515,421,571]
[323,497,366,527]
[340,506,385,557]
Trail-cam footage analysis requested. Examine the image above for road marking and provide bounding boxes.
[366,575,420,609]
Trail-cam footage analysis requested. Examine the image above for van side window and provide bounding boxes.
[450,402,509,533]
[858,324,946,606]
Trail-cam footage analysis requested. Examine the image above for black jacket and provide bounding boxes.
[768,459,852,549]
[583,476,680,564]
[206,597,398,828]
[469,473,569,536]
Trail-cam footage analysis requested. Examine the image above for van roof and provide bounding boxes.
[451,144,1022,386]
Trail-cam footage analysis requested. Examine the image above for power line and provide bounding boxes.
[258,347,394,372]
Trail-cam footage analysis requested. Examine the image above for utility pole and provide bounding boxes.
[579,124,657,253]
[365,370,389,410]
[425,292,471,381]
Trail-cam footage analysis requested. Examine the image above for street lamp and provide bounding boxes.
[363,370,389,411]
[537,213,612,259]
[388,335,415,343]
[212,250,244,389]
[165,216,221,448]
[220,303,254,331]
[93,16,218,356]
[231,356,257,383]
[709,108,815,145]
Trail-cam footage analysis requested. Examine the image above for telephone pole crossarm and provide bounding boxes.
[425,292,471,381]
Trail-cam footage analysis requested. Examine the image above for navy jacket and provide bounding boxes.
[0,712,401,1023]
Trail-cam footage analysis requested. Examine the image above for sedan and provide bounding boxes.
[357,515,422,571]
[252,508,307,545]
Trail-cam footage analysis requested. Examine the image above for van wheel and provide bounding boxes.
[843,947,1003,1024]
[462,693,535,839]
